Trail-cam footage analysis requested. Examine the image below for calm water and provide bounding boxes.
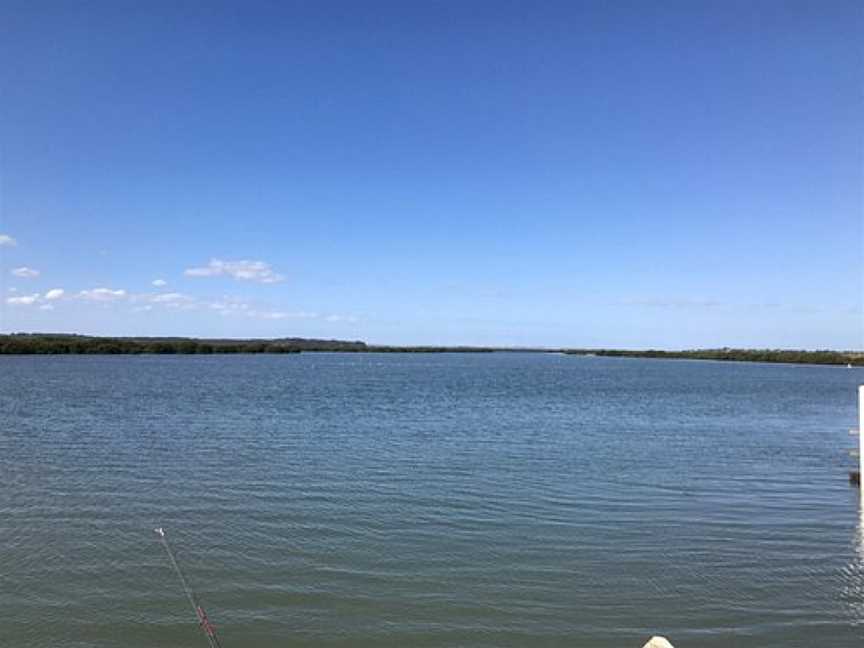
[2,353,863,647]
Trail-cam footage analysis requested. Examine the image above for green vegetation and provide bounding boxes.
[0,334,366,354]
[563,348,864,366]
[0,335,507,355]
[0,335,860,366]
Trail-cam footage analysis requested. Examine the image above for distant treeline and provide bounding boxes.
[0,335,506,355]
[0,334,367,355]
[1,335,861,365]
[564,348,864,366]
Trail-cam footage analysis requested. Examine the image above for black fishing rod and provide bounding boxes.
[155,527,224,648]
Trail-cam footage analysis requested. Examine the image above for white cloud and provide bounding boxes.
[249,311,290,320]
[152,279,167,287]
[11,267,39,278]
[150,292,189,304]
[325,314,359,323]
[78,288,127,302]
[39,304,54,311]
[619,297,722,309]
[207,299,316,320]
[246,310,318,320]
[6,293,39,305]
[205,300,333,322]
[44,288,65,301]
[127,291,200,311]
[146,292,198,309]
[208,298,251,313]
[185,259,285,284]
[0,234,16,247]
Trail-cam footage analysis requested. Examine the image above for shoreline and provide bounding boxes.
[0,334,861,366]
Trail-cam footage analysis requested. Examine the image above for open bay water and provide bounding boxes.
[1,353,863,648]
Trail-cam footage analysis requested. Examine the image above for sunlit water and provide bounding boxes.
[2,353,863,647]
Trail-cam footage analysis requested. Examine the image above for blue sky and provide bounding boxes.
[0,1,860,348]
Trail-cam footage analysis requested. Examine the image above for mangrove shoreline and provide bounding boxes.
[0,334,861,366]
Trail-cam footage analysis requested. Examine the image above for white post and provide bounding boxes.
[859,385,864,479]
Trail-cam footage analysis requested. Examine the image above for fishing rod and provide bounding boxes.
[155,527,224,648]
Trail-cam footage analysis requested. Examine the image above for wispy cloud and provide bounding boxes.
[208,298,250,313]
[206,300,343,322]
[11,267,39,278]
[6,293,40,305]
[4,278,356,328]
[246,310,318,320]
[149,292,191,304]
[16,280,355,329]
[0,234,16,247]
[325,314,359,323]
[145,292,198,309]
[78,288,127,302]
[247,310,287,320]
[618,297,853,316]
[185,259,285,284]
[618,297,722,309]
[152,279,167,287]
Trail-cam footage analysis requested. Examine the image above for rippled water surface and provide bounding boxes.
[2,353,864,647]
